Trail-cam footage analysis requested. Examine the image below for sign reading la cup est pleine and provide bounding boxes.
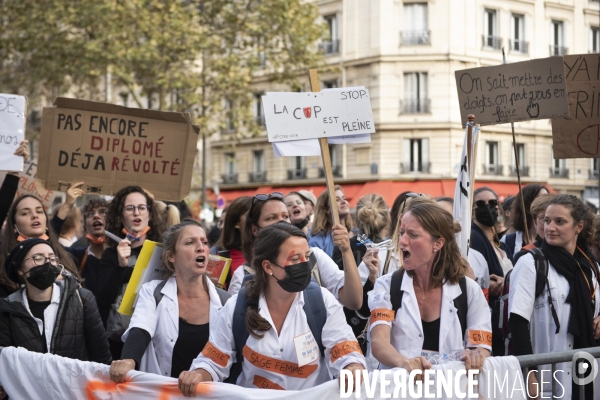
[455,56,570,126]
[261,87,376,142]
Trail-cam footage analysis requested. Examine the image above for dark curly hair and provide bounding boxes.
[512,184,548,233]
[0,195,80,292]
[105,186,164,246]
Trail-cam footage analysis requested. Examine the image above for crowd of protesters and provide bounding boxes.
[1,140,599,398]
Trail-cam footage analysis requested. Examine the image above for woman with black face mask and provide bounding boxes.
[178,223,366,395]
[468,187,513,356]
[0,239,111,387]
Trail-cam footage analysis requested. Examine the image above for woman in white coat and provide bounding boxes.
[509,194,600,399]
[109,219,229,382]
[369,198,491,377]
[178,223,366,396]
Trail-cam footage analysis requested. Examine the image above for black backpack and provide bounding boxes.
[390,269,468,340]
[499,247,559,355]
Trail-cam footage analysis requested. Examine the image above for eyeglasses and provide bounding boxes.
[123,205,149,215]
[474,199,499,208]
[85,209,108,219]
[24,255,59,266]
[251,192,284,208]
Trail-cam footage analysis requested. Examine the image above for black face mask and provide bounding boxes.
[271,261,311,293]
[475,205,499,227]
[293,218,310,230]
[25,262,60,290]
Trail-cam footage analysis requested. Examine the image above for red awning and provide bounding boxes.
[208,180,552,208]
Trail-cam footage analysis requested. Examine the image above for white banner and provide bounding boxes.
[262,88,375,143]
[0,93,26,172]
[0,346,524,400]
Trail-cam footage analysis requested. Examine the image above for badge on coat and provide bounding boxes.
[293,331,319,367]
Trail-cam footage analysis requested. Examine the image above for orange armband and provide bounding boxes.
[369,308,395,324]
[468,330,492,346]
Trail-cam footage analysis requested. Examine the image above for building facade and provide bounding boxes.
[206,0,600,207]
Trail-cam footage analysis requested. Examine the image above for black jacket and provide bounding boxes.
[0,275,111,364]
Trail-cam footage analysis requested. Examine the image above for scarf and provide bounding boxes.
[85,233,106,245]
[122,226,150,242]
[17,233,49,242]
[470,222,503,277]
[540,239,597,349]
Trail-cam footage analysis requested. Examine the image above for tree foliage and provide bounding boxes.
[0,0,327,137]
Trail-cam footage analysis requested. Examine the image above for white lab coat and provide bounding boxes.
[122,276,225,377]
[228,247,344,300]
[368,272,492,368]
[190,286,366,390]
[509,253,600,399]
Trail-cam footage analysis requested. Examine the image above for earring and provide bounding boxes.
[270,272,273,276]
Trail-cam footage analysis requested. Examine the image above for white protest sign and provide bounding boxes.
[0,94,26,171]
[0,161,56,211]
[455,57,569,126]
[262,87,375,142]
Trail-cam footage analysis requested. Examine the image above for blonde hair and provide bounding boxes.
[529,194,556,220]
[356,194,389,238]
[155,201,181,229]
[311,185,353,235]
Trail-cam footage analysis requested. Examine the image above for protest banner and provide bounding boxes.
[206,254,232,289]
[552,54,600,158]
[0,93,26,171]
[455,57,569,126]
[37,98,199,201]
[118,240,166,316]
[0,161,57,210]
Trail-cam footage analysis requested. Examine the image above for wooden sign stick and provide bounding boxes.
[466,115,477,208]
[308,69,340,226]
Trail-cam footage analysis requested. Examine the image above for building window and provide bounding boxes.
[288,156,307,180]
[510,14,528,53]
[119,93,129,107]
[510,143,529,176]
[254,93,265,126]
[403,73,429,114]
[402,138,430,173]
[591,27,600,53]
[222,152,238,184]
[253,150,265,173]
[483,9,501,50]
[319,144,342,177]
[484,141,503,175]
[402,3,429,45]
[323,80,338,89]
[550,147,569,178]
[320,15,339,55]
[550,20,567,55]
[590,158,599,179]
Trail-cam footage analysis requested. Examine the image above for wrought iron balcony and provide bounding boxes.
[287,168,307,180]
[401,162,431,174]
[483,164,504,175]
[318,165,342,178]
[550,45,568,56]
[401,30,430,46]
[248,171,267,183]
[509,40,529,54]
[319,40,340,55]
[550,167,569,178]
[482,35,502,50]
[221,173,238,184]
[401,99,431,114]
[509,165,529,177]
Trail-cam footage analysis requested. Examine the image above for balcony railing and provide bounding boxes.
[509,40,529,54]
[401,162,431,174]
[550,45,568,56]
[221,173,238,184]
[483,164,504,175]
[248,171,267,183]
[590,169,599,180]
[401,99,431,114]
[482,35,502,50]
[318,165,342,178]
[319,40,340,55]
[287,168,307,180]
[550,167,569,178]
[401,30,430,46]
[509,165,529,177]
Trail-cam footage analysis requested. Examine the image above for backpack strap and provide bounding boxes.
[153,278,169,307]
[529,248,560,334]
[243,263,253,275]
[79,251,89,273]
[302,281,326,356]
[228,283,250,384]
[390,269,405,313]
[382,250,394,276]
[309,252,322,287]
[454,277,468,340]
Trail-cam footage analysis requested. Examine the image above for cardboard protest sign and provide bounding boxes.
[0,94,26,171]
[455,57,569,126]
[262,87,375,142]
[37,98,199,201]
[0,161,57,211]
[552,54,600,158]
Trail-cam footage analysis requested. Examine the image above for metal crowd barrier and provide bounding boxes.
[515,346,600,400]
